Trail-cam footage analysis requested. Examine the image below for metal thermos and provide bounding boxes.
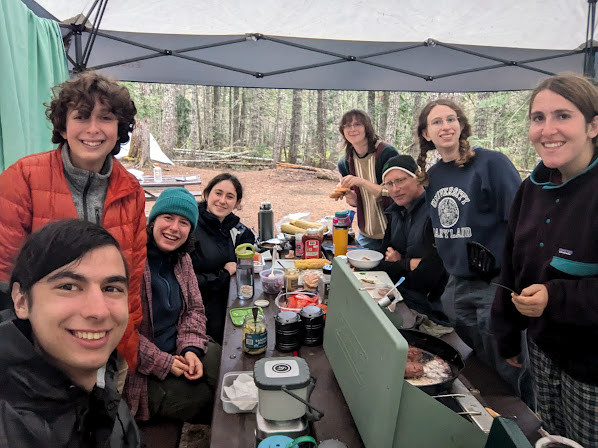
[275,311,302,352]
[299,306,325,347]
[258,202,274,242]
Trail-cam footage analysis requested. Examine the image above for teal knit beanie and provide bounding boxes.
[148,188,199,231]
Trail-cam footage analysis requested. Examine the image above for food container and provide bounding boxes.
[221,371,258,414]
[254,357,311,421]
[346,249,383,269]
[535,436,584,448]
[260,269,284,295]
[275,291,320,313]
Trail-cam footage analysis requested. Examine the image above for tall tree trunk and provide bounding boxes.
[128,117,151,168]
[368,91,376,123]
[316,90,327,168]
[232,87,241,144]
[202,86,213,149]
[288,89,303,164]
[273,90,285,163]
[212,86,222,149]
[378,91,390,139]
[303,91,316,166]
[385,92,400,146]
[238,89,250,146]
[474,92,491,145]
[330,91,342,163]
[160,84,177,157]
[249,89,264,147]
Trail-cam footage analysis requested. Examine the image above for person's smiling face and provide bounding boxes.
[529,89,598,180]
[12,246,128,389]
[206,180,240,221]
[61,99,119,173]
[342,117,367,149]
[383,170,422,209]
[422,104,463,161]
[152,214,192,252]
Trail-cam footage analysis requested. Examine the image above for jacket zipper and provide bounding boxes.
[82,175,92,222]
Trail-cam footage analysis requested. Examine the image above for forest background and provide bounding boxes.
[124,83,538,174]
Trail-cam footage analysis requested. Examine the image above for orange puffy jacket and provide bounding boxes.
[0,147,146,369]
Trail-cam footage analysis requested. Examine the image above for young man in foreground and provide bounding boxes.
[0,219,142,447]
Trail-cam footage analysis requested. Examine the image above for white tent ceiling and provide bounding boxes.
[24,0,598,91]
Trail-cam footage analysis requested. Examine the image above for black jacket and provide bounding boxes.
[190,202,255,343]
[378,194,449,325]
[0,316,142,448]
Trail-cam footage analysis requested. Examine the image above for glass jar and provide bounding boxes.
[284,268,299,292]
[242,312,267,355]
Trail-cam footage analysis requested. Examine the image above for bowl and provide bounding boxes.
[535,436,584,448]
[259,269,284,295]
[275,291,320,313]
[346,249,384,269]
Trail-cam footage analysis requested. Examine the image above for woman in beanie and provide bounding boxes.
[123,188,221,423]
[190,173,255,344]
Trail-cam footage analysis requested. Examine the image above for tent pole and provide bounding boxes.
[585,0,597,78]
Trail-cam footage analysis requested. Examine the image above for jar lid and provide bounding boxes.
[334,211,348,218]
[276,310,299,323]
[305,228,320,235]
[322,264,332,275]
[235,243,256,259]
[300,305,323,318]
[260,201,272,210]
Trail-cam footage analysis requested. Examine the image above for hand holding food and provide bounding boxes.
[330,185,350,199]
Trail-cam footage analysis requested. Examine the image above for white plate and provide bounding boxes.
[353,271,403,302]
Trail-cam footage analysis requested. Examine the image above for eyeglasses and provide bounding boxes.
[383,177,410,189]
[428,115,459,128]
[343,122,364,130]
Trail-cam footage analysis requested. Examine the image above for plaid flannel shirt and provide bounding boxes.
[123,254,208,420]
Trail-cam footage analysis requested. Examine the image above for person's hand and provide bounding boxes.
[409,258,421,271]
[170,356,188,377]
[340,175,363,188]
[385,247,401,262]
[181,352,204,380]
[224,261,236,276]
[506,355,523,368]
[511,284,548,317]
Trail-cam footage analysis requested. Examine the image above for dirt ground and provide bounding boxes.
[136,164,350,232]
[128,163,348,448]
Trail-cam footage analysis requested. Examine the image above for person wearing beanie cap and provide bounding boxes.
[123,188,221,423]
[148,187,199,231]
[377,155,451,329]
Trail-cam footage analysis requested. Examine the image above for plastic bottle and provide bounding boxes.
[235,243,255,300]
[332,211,350,257]
[258,201,274,242]
[153,163,162,182]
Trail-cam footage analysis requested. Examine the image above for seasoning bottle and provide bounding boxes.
[258,202,274,242]
[242,309,267,355]
[284,268,299,292]
[317,264,332,304]
[302,228,322,259]
[153,163,162,182]
[235,243,255,300]
[294,233,305,258]
[332,211,350,257]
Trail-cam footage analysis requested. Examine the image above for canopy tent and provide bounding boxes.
[116,133,175,166]
[22,0,598,92]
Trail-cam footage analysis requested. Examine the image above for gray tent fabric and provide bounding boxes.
[22,0,597,92]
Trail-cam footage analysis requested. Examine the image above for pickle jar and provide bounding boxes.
[242,312,267,355]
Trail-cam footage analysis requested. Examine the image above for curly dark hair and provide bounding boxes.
[338,109,381,161]
[45,71,137,156]
[146,218,196,265]
[415,99,474,185]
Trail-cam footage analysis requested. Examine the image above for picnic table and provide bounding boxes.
[139,175,202,201]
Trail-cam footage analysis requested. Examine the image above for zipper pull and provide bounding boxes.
[95,209,101,224]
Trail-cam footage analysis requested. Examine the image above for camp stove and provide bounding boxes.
[433,378,494,434]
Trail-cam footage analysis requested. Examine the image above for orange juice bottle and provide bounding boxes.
[332,211,350,257]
